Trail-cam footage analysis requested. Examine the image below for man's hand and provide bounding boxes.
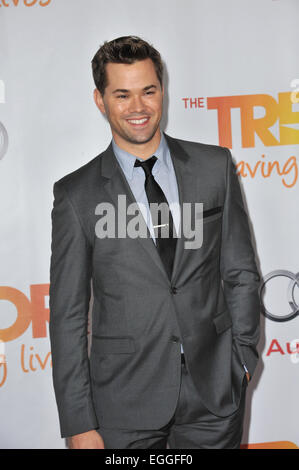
[68,430,105,449]
[243,364,250,384]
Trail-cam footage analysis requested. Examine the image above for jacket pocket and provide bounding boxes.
[91,335,136,354]
[200,206,223,224]
[213,309,232,334]
[203,205,223,218]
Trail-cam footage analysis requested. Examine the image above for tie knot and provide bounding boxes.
[134,156,157,177]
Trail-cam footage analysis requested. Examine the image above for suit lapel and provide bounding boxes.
[164,134,197,284]
[100,143,169,280]
[99,134,197,284]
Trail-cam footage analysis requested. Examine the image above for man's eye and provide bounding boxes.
[146,91,155,95]
[117,95,127,99]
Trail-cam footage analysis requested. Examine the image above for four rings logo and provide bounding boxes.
[260,270,299,322]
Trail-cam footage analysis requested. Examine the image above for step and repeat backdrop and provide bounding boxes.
[0,0,298,449]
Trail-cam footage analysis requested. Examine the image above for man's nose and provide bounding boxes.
[129,95,146,114]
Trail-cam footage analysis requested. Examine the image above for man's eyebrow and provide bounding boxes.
[144,85,157,91]
[112,88,129,94]
[111,85,158,94]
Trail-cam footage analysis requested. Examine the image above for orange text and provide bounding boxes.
[0,284,49,342]
[207,92,299,148]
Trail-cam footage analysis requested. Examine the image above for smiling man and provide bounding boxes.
[49,36,261,449]
[94,59,163,153]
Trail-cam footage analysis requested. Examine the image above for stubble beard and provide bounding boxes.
[112,117,161,147]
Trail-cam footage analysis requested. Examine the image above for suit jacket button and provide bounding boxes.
[171,286,178,294]
[170,336,179,343]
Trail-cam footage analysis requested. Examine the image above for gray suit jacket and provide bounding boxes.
[49,134,261,438]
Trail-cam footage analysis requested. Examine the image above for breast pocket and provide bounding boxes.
[202,205,223,224]
[185,205,223,251]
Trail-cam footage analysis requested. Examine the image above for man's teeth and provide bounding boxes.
[128,118,148,124]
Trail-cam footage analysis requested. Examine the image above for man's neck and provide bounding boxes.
[112,130,162,159]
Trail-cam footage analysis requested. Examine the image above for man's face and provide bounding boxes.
[94,58,164,150]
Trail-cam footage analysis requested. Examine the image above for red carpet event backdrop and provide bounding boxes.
[0,0,298,449]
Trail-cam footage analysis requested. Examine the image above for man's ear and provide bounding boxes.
[93,88,106,114]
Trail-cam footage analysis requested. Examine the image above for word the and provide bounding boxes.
[182,97,205,109]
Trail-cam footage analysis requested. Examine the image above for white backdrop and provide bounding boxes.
[0,0,298,449]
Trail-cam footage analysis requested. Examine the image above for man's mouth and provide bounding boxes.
[126,117,150,127]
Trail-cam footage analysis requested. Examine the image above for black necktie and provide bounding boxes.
[134,156,177,279]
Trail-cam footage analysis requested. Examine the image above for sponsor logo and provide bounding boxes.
[265,338,299,358]
[260,270,299,322]
[182,91,299,148]
[0,0,51,6]
[207,91,299,148]
[260,270,299,365]
[0,285,49,343]
[182,90,298,187]
[0,285,51,387]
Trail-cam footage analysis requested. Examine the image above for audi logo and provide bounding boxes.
[260,270,299,322]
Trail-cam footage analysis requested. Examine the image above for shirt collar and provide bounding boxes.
[112,133,170,181]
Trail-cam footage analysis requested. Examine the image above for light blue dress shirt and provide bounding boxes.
[112,133,180,243]
[112,133,184,354]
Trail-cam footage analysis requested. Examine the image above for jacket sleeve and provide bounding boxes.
[49,181,98,438]
[220,148,261,378]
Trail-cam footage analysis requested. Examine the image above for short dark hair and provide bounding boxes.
[91,36,163,95]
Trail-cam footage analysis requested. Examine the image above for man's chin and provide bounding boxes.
[128,136,156,145]
[124,130,160,146]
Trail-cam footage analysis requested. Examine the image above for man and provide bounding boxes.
[49,36,261,449]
